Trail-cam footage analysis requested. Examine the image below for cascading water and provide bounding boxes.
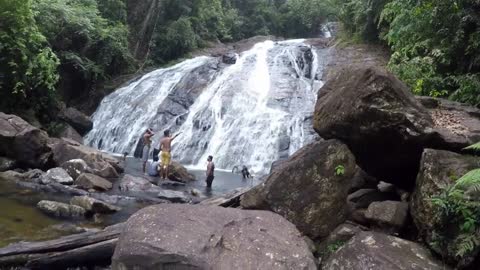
[85,39,326,174]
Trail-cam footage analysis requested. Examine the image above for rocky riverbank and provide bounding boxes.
[2,38,480,270]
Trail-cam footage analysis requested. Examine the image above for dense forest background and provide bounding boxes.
[0,0,479,131]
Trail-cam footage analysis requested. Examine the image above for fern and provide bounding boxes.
[454,169,480,190]
[464,141,480,152]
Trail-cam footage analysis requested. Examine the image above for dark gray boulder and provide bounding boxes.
[0,113,53,169]
[322,231,450,270]
[59,107,93,136]
[240,139,356,239]
[112,204,316,269]
[222,52,237,64]
[364,200,408,232]
[411,149,480,261]
[313,67,477,189]
[58,123,84,144]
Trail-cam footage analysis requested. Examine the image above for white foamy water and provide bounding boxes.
[86,39,326,174]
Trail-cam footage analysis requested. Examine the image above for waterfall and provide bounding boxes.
[86,39,325,175]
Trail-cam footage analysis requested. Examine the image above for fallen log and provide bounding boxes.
[26,239,117,269]
[0,223,123,257]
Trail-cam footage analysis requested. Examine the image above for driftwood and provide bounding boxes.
[0,223,123,269]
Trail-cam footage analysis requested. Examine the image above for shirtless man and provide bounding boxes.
[206,155,215,188]
[159,130,181,180]
[142,128,154,174]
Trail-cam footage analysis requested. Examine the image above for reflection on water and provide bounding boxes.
[0,181,62,247]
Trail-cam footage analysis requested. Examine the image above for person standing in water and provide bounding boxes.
[159,130,181,180]
[142,128,154,174]
[206,155,215,188]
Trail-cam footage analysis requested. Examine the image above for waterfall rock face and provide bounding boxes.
[86,40,325,174]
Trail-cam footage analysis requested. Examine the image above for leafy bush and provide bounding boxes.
[338,0,480,107]
[0,0,60,117]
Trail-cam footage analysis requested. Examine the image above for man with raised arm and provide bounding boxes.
[159,129,181,180]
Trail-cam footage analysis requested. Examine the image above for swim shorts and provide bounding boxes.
[160,151,171,167]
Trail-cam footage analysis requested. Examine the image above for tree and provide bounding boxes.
[0,0,60,118]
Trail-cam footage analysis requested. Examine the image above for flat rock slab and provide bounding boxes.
[37,200,85,218]
[157,190,189,203]
[112,204,316,270]
[75,173,112,191]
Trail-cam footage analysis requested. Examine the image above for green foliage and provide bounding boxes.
[150,0,337,64]
[0,0,60,116]
[335,165,345,176]
[431,168,480,260]
[464,141,480,152]
[338,0,480,107]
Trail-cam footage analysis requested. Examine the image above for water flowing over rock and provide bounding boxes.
[86,40,325,174]
[240,139,356,239]
[112,204,316,269]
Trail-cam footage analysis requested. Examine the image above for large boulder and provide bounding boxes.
[40,167,74,185]
[168,161,195,182]
[240,139,356,239]
[58,123,84,144]
[119,174,160,193]
[59,107,93,136]
[322,231,450,270]
[75,173,112,191]
[411,149,480,255]
[313,67,473,189]
[70,196,121,214]
[112,204,316,269]
[37,200,86,218]
[0,113,53,168]
[50,138,122,178]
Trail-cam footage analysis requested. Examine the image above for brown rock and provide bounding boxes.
[240,139,356,239]
[75,173,112,191]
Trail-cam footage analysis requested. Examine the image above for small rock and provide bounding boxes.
[61,159,90,179]
[221,52,237,64]
[119,174,160,193]
[41,168,74,185]
[37,200,85,218]
[0,156,17,172]
[75,173,112,191]
[365,201,408,231]
[190,188,201,197]
[158,180,186,187]
[377,181,395,192]
[348,188,399,209]
[349,208,368,226]
[70,196,121,214]
[157,190,189,203]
